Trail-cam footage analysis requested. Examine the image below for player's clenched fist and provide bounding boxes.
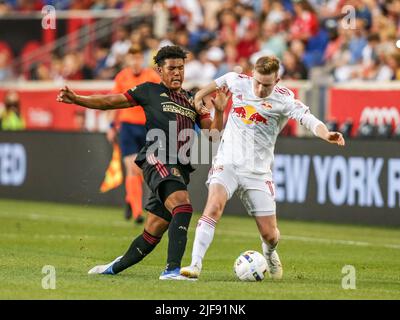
[326,131,345,146]
[57,86,77,104]
[193,98,209,116]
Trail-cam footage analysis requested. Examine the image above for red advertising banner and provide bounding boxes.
[328,88,400,136]
[1,85,303,133]
[0,88,110,131]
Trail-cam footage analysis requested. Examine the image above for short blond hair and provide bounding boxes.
[254,56,280,75]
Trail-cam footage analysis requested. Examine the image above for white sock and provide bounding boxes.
[260,230,280,256]
[262,241,278,256]
[191,215,217,269]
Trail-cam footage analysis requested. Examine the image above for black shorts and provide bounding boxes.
[139,159,191,222]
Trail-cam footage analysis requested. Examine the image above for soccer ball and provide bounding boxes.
[234,250,268,281]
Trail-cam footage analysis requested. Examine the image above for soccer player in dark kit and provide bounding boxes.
[57,46,231,280]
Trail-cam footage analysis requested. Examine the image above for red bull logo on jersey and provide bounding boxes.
[232,105,268,125]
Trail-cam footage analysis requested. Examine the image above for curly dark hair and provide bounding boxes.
[153,45,188,66]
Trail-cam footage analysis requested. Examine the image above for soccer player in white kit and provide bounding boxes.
[181,56,345,280]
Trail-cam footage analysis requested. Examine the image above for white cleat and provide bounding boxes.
[180,265,201,279]
[88,256,123,275]
[265,251,283,280]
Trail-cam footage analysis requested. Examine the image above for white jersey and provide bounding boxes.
[213,72,322,178]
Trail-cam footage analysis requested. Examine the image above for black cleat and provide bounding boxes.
[135,215,144,224]
[124,203,132,220]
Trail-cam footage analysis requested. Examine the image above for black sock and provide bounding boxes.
[112,229,161,274]
[166,204,193,271]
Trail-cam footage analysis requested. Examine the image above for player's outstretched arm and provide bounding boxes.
[194,81,219,115]
[207,86,231,131]
[56,86,132,110]
[200,86,231,142]
[210,86,231,113]
[315,123,346,146]
[199,86,231,129]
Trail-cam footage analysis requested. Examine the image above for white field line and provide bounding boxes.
[1,229,400,250]
[1,211,400,250]
[214,229,400,250]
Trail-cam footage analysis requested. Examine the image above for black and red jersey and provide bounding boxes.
[124,82,210,169]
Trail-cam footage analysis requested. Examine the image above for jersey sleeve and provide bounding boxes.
[282,89,323,135]
[195,112,212,127]
[123,83,149,107]
[214,72,238,90]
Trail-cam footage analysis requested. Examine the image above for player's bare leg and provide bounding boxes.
[88,212,168,275]
[254,215,283,279]
[144,211,170,237]
[181,183,228,279]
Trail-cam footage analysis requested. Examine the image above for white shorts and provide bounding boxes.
[206,164,276,216]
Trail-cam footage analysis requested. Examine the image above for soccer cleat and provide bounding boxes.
[264,250,283,280]
[180,265,201,279]
[88,256,123,275]
[134,215,144,224]
[159,268,197,281]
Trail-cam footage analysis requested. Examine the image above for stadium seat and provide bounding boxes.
[393,124,400,139]
[303,29,330,68]
[357,122,376,138]
[326,120,338,132]
[339,120,353,138]
[0,41,13,60]
[20,40,43,79]
[376,123,393,139]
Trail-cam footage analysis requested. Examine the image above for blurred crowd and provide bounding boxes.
[0,0,143,11]
[0,0,400,83]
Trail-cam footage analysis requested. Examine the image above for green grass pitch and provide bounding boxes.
[0,199,399,300]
